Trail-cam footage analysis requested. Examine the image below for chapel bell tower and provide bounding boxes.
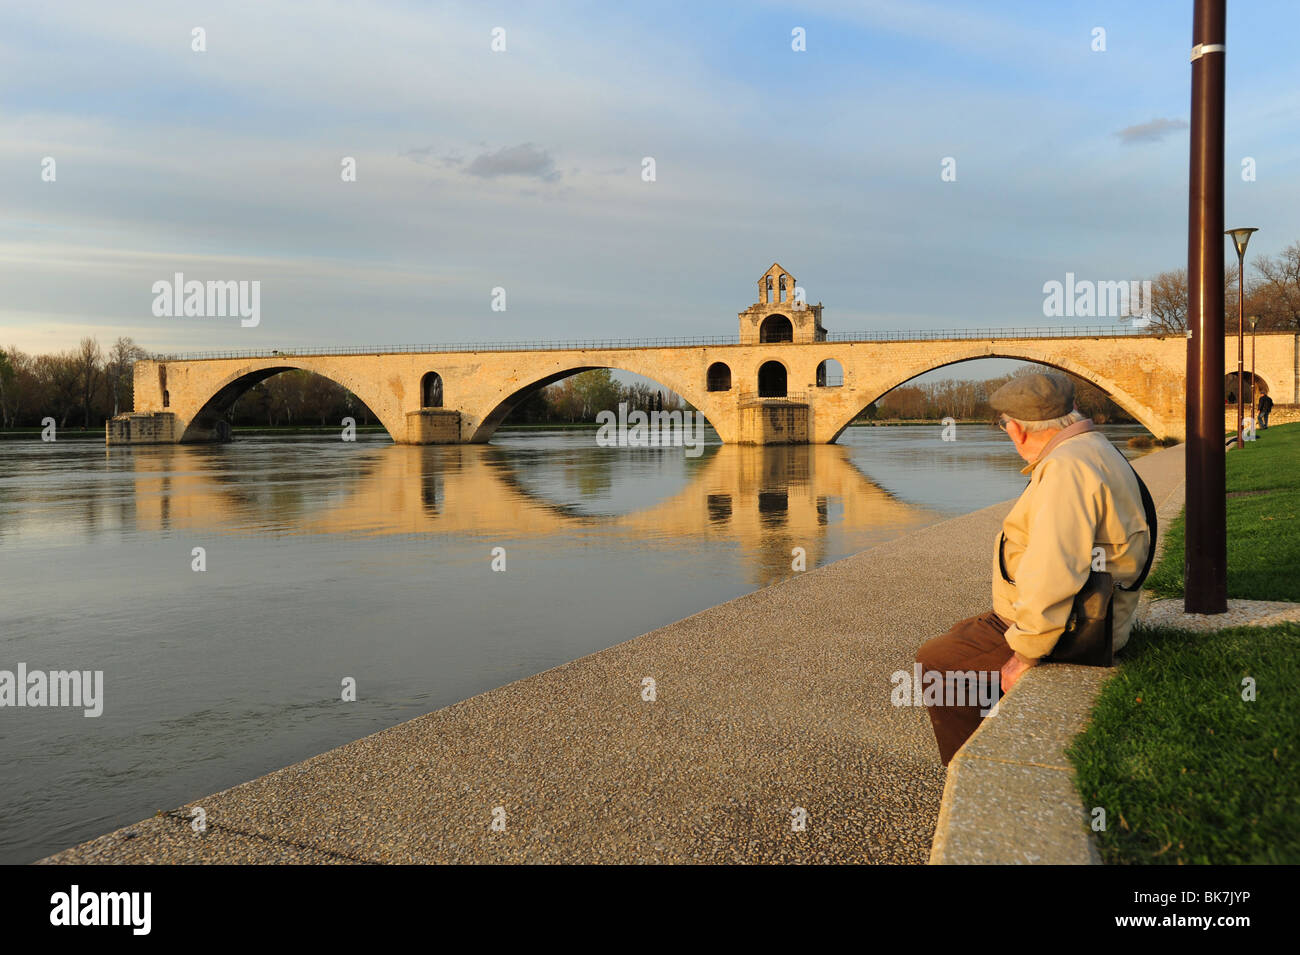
[738,263,825,345]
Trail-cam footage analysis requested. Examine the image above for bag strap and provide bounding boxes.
[1115,456,1158,593]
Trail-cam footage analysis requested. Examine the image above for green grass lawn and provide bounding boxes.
[1070,421,1300,864]
[1068,622,1300,864]
[1145,421,1300,601]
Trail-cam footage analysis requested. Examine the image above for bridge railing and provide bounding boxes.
[738,391,811,403]
[822,324,1169,342]
[150,325,1172,362]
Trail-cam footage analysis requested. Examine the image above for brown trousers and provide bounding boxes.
[915,611,1015,765]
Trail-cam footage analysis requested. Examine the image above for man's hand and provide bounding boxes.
[1000,652,1039,693]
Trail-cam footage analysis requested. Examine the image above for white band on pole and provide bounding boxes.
[1190,43,1226,61]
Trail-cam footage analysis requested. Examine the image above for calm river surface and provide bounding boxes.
[0,423,1149,862]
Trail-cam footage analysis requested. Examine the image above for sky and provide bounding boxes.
[1,0,1296,377]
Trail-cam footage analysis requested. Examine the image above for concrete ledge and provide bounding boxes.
[929,663,1112,864]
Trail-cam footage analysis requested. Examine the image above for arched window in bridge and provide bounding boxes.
[421,372,443,408]
[1224,371,1268,406]
[759,315,793,343]
[816,359,844,387]
[758,361,787,398]
[707,362,732,392]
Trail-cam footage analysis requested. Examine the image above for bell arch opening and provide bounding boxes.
[759,315,793,343]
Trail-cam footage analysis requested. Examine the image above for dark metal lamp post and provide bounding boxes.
[1249,314,1258,423]
[1185,0,1227,614]
[1225,227,1257,448]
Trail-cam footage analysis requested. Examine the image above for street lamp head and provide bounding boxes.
[1250,315,1258,329]
[1225,227,1259,259]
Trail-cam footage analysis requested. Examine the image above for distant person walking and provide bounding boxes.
[1258,392,1274,430]
[915,374,1153,765]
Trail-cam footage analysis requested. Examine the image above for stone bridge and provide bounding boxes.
[108,264,1300,446]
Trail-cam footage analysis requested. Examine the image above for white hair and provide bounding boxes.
[1005,409,1086,433]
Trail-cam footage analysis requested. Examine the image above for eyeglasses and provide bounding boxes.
[996,415,1009,432]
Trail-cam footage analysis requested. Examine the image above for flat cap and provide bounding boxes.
[990,373,1074,421]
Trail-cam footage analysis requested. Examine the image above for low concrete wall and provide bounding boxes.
[929,664,1110,864]
[1225,404,1299,431]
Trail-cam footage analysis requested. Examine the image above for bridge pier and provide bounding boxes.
[737,397,811,444]
[105,412,182,445]
[404,409,462,444]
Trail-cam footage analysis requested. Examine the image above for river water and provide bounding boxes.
[0,422,1149,863]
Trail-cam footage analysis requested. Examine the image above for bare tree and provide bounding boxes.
[1146,268,1189,333]
[0,348,16,428]
[0,347,40,428]
[1252,242,1300,331]
[74,337,103,428]
[1141,265,1245,334]
[34,351,82,428]
[105,337,146,416]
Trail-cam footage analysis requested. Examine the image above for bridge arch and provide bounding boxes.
[465,359,724,443]
[176,360,403,443]
[1225,370,1268,403]
[826,346,1170,443]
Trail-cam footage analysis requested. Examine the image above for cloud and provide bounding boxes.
[402,146,464,169]
[463,143,561,182]
[1115,118,1189,145]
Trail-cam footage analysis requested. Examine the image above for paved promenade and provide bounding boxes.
[41,444,1187,865]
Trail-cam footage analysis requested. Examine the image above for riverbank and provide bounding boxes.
[40,444,1185,864]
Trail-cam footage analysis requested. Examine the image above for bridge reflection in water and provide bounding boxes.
[123,438,939,588]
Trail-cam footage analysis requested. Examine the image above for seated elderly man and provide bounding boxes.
[916,373,1152,765]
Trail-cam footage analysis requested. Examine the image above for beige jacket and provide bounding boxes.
[992,420,1151,660]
